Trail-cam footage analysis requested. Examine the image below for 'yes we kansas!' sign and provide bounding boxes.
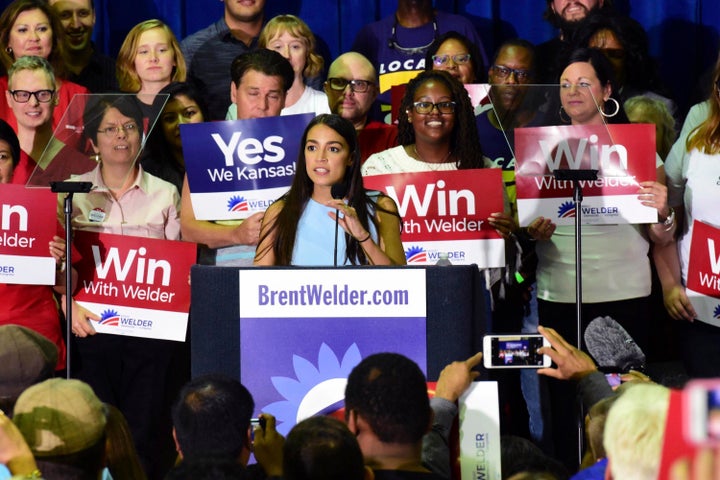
[181,114,314,221]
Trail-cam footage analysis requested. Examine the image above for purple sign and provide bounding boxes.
[240,315,426,435]
[180,114,314,220]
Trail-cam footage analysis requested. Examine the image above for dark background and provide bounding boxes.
[1,0,717,120]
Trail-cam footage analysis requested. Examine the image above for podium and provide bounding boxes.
[190,265,489,381]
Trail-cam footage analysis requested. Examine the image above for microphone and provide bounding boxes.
[331,182,348,267]
[584,316,646,373]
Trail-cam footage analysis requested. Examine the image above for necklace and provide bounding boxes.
[389,15,438,56]
[412,144,453,170]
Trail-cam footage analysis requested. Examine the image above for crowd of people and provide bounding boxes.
[0,0,719,478]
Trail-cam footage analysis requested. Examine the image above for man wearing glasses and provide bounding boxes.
[478,39,540,204]
[6,56,93,186]
[324,52,397,163]
[351,0,486,115]
[477,39,553,457]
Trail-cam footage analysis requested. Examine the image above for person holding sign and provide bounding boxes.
[64,94,181,478]
[0,118,69,371]
[254,114,405,266]
[531,47,672,352]
[655,55,720,378]
[529,47,673,470]
[361,70,513,279]
[180,49,293,265]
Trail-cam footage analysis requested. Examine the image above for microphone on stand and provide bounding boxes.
[331,181,348,267]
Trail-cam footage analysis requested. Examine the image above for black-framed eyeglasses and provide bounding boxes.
[97,122,139,137]
[411,101,456,115]
[491,65,532,82]
[432,53,471,67]
[326,77,374,93]
[9,89,55,103]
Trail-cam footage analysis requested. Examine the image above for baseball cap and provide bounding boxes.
[0,325,58,401]
[13,378,107,457]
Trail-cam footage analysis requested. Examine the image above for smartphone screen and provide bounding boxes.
[707,388,720,441]
[685,380,720,445]
[605,373,622,388]
[489,336,547,367]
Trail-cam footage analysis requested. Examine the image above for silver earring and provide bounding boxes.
[5,47,11,55]
[601,97,620,118]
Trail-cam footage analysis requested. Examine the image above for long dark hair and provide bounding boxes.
[258,114,397,265]
[0,118,20,168]
[572,12,669,97]
[397,70,484,169]
[142,82,208,179]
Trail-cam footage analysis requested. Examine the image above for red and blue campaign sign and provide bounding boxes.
[0,184,57,285]
[514,123,658,226]
[73,231,196,341]
[181,113,314,221]
[363,169,505,267]
[239,268,427,436]
[686,220,720,327]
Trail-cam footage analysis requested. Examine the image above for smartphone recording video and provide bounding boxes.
[482,334,551,369]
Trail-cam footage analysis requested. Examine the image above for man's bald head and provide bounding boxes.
[328,52,377,81]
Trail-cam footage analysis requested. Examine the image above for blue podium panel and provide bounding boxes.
[190,265,489,381]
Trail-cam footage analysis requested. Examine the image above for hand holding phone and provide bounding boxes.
[482,334,551,369]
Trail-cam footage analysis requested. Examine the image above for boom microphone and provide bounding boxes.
[584,316,646,373]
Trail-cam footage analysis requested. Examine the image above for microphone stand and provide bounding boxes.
[331,183,347,267]
[51,181,93,378]
[333,212,340,267]
[552,168,597,466]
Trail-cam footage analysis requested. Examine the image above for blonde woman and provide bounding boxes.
[116,19,186,114]
[655,52,720,378]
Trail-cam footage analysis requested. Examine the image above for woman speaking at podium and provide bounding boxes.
[253,114,405,266]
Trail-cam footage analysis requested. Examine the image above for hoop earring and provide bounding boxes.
[601,97,620,118]
[558,106,571,124]
[5,47,11,55]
